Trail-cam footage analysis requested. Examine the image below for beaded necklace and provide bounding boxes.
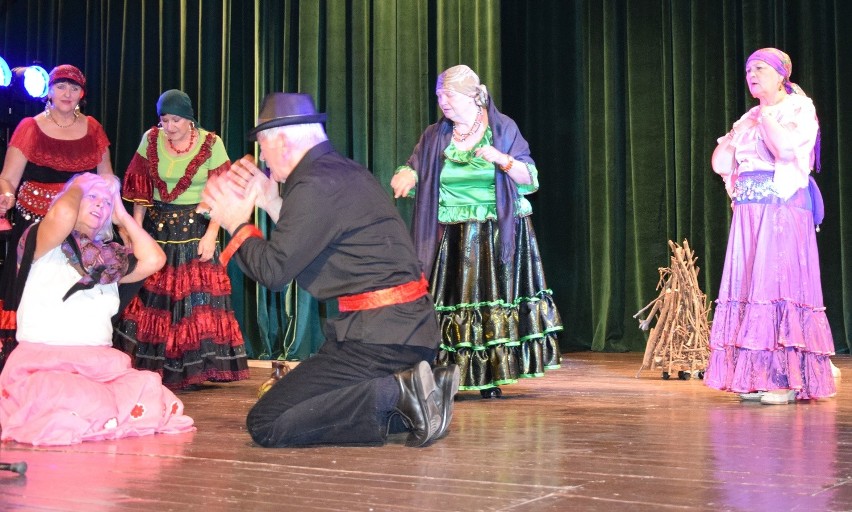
[452,106,483,143]
[168,128,198,154]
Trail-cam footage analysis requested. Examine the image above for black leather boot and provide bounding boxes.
[432,364,460,440]
[393,360,442,447]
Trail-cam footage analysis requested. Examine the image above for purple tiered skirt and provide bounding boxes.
[704,171,835,399]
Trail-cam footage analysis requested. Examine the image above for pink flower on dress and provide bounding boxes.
[130,403,146,419]
[170,402,179,415]
[1,388,8,399]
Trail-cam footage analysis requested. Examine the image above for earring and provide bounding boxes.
[191,121,196,130]
[44,101,51,116]
[74,104,81,117]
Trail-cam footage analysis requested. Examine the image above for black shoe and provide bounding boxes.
[432,364,460,440]
[480,387,502,399]
[393,360,442,447]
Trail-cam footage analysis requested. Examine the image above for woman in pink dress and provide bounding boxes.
[0,173,194,445]
[704,48,835,404]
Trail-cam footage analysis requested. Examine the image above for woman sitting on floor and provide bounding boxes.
[0,173,194,445]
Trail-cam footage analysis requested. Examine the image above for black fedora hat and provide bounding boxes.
[248,93,327,140]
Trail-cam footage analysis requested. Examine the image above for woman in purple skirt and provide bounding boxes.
[704,48,836,405]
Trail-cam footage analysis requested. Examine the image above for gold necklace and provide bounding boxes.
[453,107,483,142]
[44,108,79,128]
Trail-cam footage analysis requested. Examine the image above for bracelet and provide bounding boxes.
[394,166,417,184]
[499,155,514,172]
[220,223,263,267]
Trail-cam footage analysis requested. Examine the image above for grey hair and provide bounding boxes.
[258,123,328,147]
[51,174,120,242]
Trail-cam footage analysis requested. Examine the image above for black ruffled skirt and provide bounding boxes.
[432,217,563,390]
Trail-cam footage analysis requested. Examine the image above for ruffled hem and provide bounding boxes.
[710,299,834,354]
[437,333,562,390]
[120,300,244,357]
[704,346,835,399]
[122,153,153,204]
[129,337,250,390]
[143,258,233,299]
[0,303,15,331]
[438,292,563,348]
[437,295,563,389]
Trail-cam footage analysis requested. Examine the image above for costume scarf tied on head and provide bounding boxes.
[747,48,824,228]
[48,64,87,98]
[746,48,821,173]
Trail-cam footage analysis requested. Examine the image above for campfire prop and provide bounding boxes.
[634,240,710,380]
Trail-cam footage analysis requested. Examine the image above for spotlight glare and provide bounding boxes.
[10,65,49,99]
[0,57,11,87]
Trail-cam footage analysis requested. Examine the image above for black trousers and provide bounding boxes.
[246,340,435,447]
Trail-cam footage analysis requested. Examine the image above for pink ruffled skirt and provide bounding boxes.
[704,175,835,399]
[0,341,195,445]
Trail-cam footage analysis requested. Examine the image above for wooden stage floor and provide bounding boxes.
[1,351,851,511]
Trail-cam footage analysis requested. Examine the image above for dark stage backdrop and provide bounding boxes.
[1,0,848,356]
[500,0,850,352]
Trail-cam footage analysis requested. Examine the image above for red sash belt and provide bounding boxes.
[338,274,429,312]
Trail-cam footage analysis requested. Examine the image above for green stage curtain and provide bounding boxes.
[2,1,848,357]
[501,0,851,352]
[0,0,501,359]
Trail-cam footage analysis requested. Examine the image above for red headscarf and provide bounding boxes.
[48,64,86,98]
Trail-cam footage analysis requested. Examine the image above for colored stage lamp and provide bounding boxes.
[0,57,11,87]
[10,65,49,99]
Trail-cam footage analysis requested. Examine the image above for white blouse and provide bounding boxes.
[16,245,120,347]
[716,93,818,200]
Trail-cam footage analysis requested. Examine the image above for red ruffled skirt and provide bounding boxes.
[115,202,249,389]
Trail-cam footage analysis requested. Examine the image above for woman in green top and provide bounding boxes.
[116,89,249,390]
[391,66,563,398]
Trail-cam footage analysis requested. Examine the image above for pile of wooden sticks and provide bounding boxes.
[634,240,710,380]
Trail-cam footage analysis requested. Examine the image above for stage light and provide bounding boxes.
[10,65,49,99]
[0,57,11,87]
